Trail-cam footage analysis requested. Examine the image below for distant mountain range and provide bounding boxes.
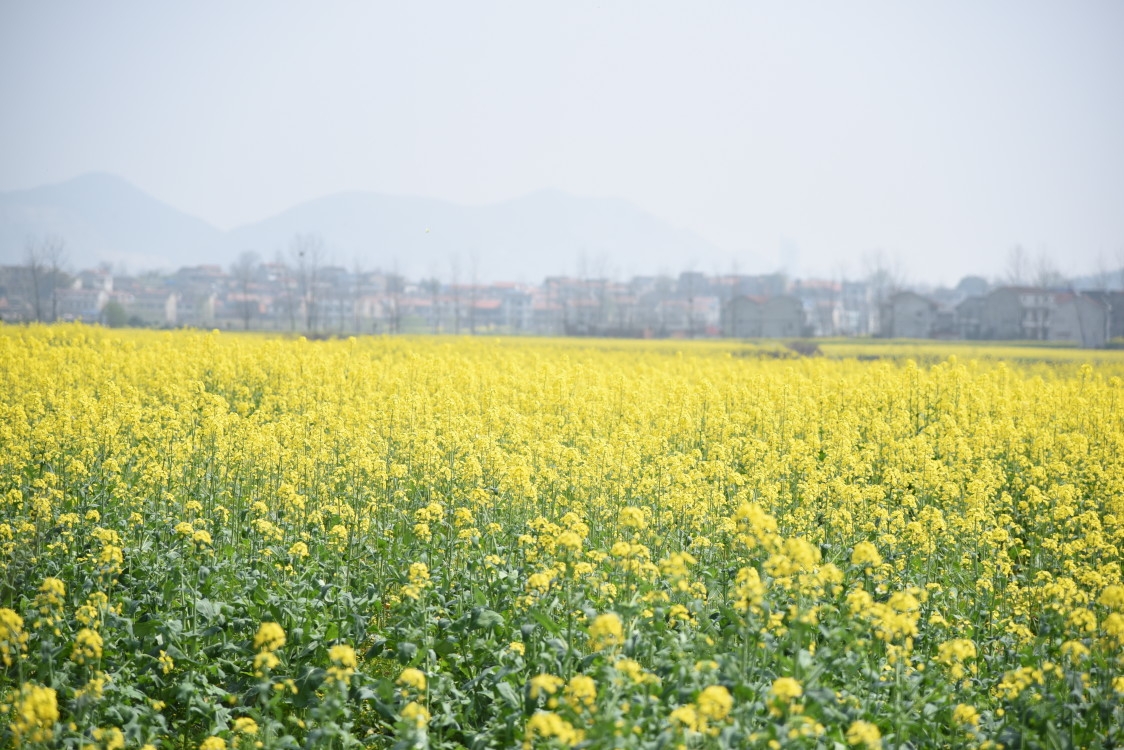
[0,173,735,281]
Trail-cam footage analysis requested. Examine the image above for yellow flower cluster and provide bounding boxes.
[523,710,583,749]
[671,684,734,736]
[935,638,977,681]
[851,541,882,569]
[0,608,27,667]
[6,683,58,745]
[846,720,882,749]
[529,673,565,701]
[995,666,1045,701]
[613,658,660,686]
[769,676,803,703]
[33,577,66,633]
[952,703,980,728]
[158,650,175,675]
[92,726,125,750]
[401,701,430,730]
[326,644,357,684]
[397,667,427,693]
[3,327,1124,748]
[71,627,104,664]
[232,717,258,735]
[587,612,624,651]
[562,675,597,712]
[401,562,431,601]
[848,587,922,645]
[252,622,285,675]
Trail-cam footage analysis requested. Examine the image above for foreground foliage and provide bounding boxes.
[1,325,1122,749]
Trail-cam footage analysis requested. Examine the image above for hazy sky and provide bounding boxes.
[2,2,1122,284]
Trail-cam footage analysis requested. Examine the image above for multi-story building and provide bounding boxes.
[879,291,937,339]
[721,295,806,338]
[1049,294,1108,348]
[976,287,1040,340]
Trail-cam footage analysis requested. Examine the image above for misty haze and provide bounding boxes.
[3,3,1124,344]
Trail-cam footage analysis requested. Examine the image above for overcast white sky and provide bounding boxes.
[2,1,1122,284]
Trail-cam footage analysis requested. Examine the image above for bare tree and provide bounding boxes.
[468,251,480,334]
[388,259,404,334]
[44,237,68,322]
[683,268,698,339]
[24,237,45,322]
[274,250,298,332]
[828,260,851,336]
[336,269,347,333]
[864,250,904,336]
[231,251,260,330]
[421,276,442,334]
[1093,253,1111,292]
[23,235,68,322]
[352,257,365,333]
[290,233,324,333]
[653,275,673,336]
[450,254,461,334]
[1005,245,1030,286]
[593,254,612,335]
[571,251,590,334]
[1033,251,1066,289]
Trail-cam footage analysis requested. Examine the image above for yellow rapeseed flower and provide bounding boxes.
[696,685,733,721]
[564,674,597,711]
[588,612,624,650]
[92,726,125,750]
[401,701,430,730]
[72,628,104,664]
[253,622,286,652]
[8,683,59,744]
[0,608,28,666]
[851,541,882,569]
[529,673,565,700]
[397,667,427,692]
[952,703,980,728]
[846,720,882,749]
[232,717,258,735]
[523,711,583,749]
[769,676,803,702]
[327,643,357,683]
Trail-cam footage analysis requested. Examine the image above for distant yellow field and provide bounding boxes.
[1,325,1122,748]
[817,337,1124,363]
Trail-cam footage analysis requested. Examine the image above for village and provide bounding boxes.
[1,258,1120,347]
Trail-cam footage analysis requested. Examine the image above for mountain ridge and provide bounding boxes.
[0,173,735,281]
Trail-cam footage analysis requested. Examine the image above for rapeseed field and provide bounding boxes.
[1,325,1122,749]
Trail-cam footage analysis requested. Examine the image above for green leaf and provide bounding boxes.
[496,681,521,708]
[470,608,505,630]
[530,612,561,635]
[397,641,418,663]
